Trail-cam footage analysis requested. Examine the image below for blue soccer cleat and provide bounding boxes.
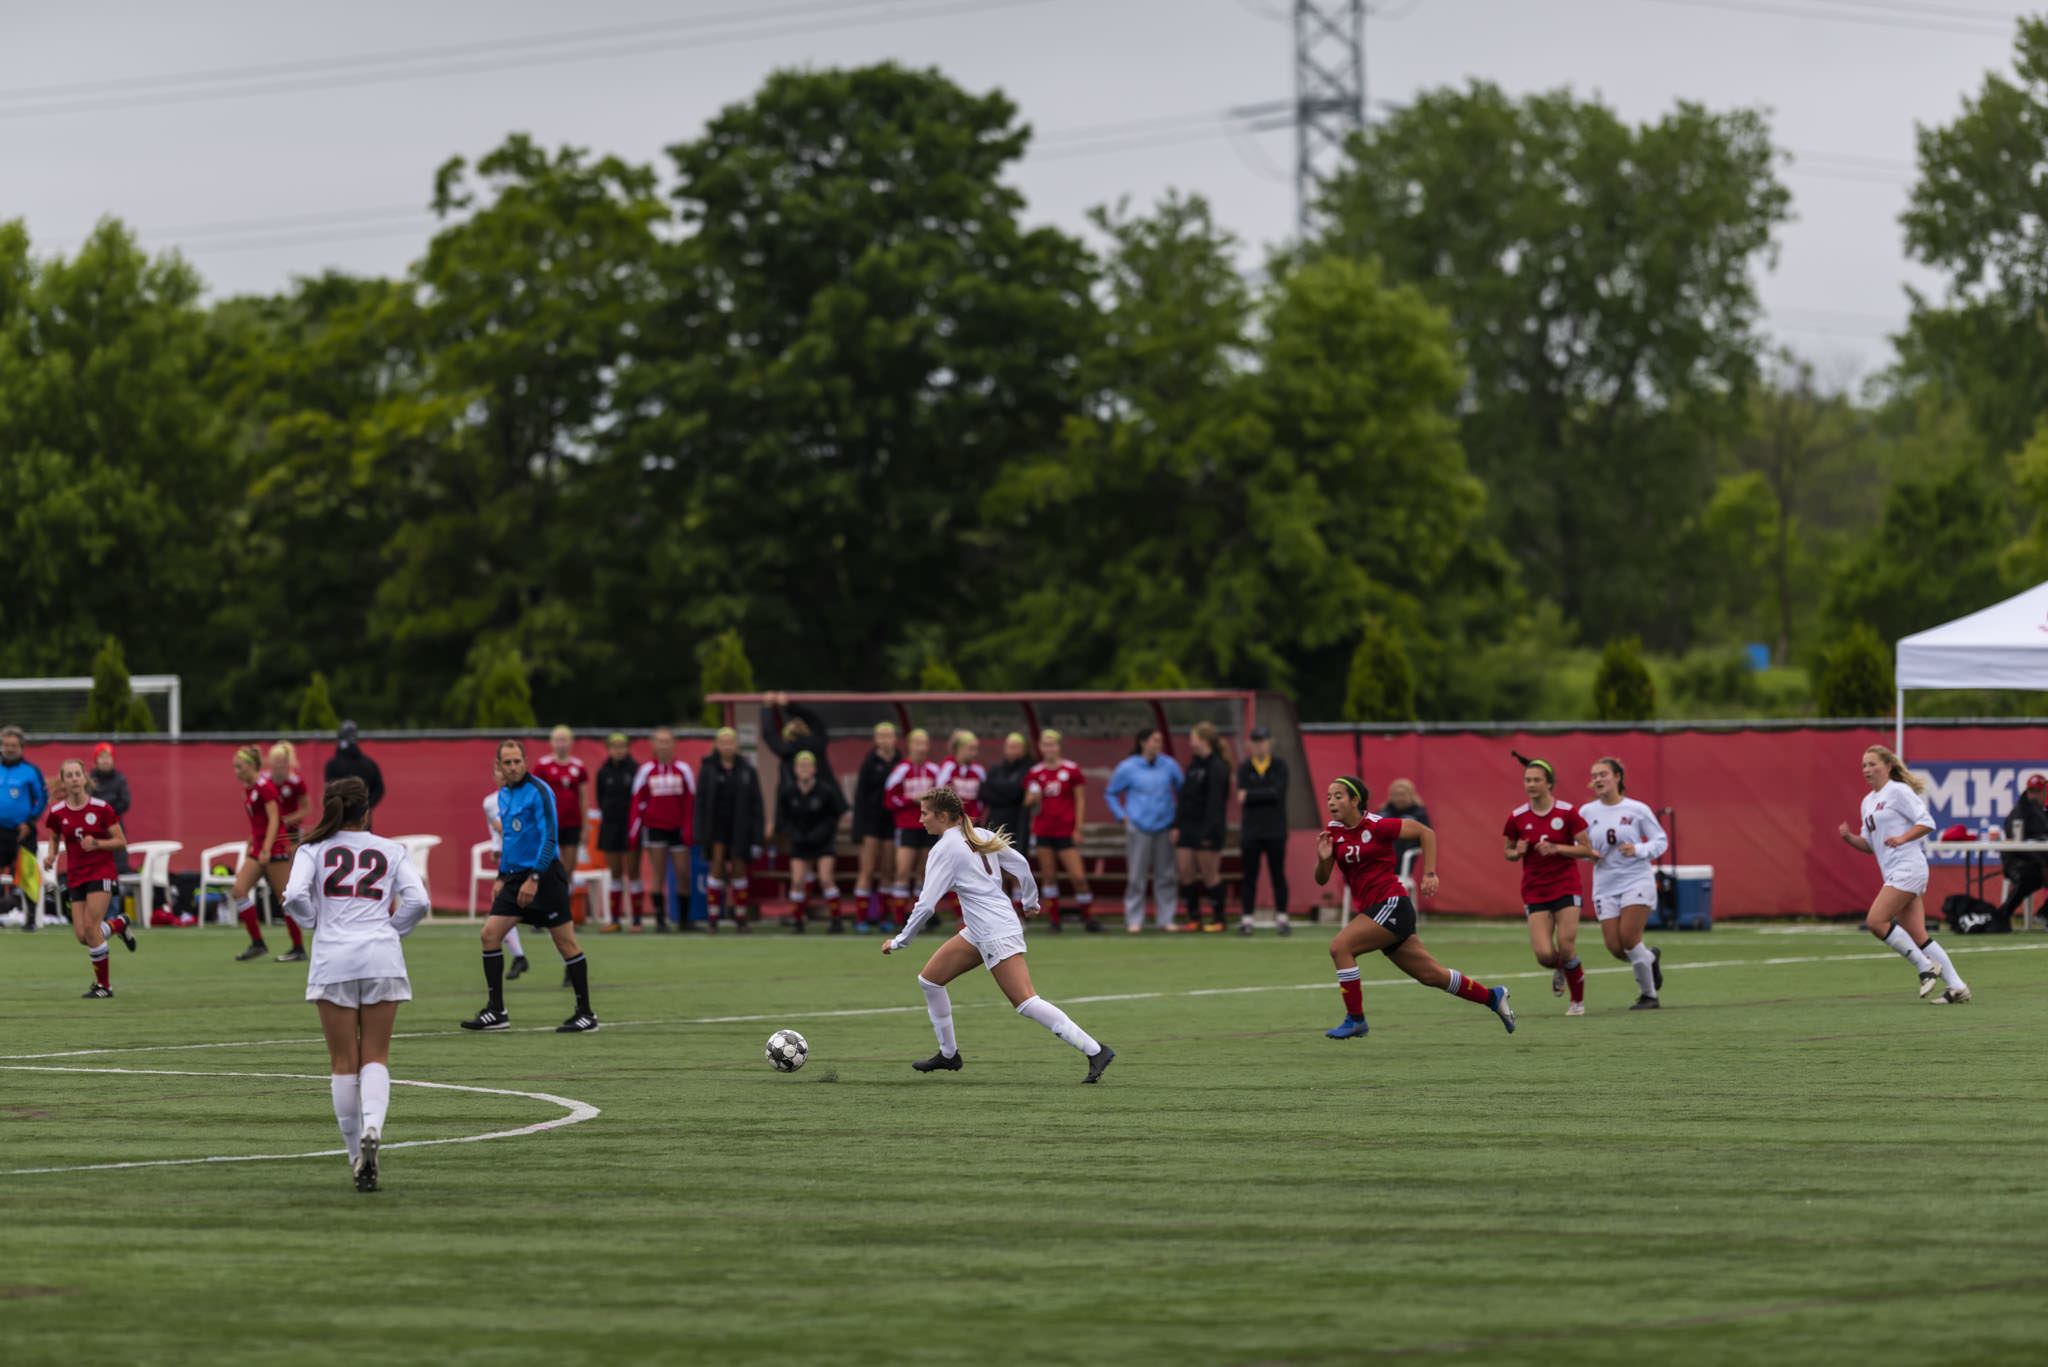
[1324,1015,1370,1040]
[1491,986,1517,1034]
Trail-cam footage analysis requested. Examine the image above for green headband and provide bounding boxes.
[1335,776,1367,804]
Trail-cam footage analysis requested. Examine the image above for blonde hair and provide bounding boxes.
[1864,745,1927,795]
[922,786,1010,855]
[234,744,263,772]
[1192,720,1233,769]
[551,724,573,742]
[907,728,929,748]
[952,729,977,757]
[268,740,298,768]
[1038,728,1062,746]
[58,757,86,782]
[873,721,897,739]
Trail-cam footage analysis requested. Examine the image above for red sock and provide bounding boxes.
[93,953,110,988]
[1452,972,1493,1005]
[1044,895,1060,921]
[285,917,305,949]
[608,887,622,922]
[105,914,126,937]
[1339,976,1363,1015]
[1564,958,1585,1003]
[238,906,263,943]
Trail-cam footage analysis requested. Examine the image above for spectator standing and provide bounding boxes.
[629,727,696,932]
[1998,774,2048,923]
[593,732,639,931]
[1235,726,1290,936]
[981,733,1033,856]
[850,722,901,933]
[695,728,764,932]
[1175,722,1233,932]
[760,692,832,792]
[324,721,386,828]
[90,741,135,895]
[0,727,48,920]
[777,751,849,933]
[1105,727,1183,933]
[1379,778,1431,881]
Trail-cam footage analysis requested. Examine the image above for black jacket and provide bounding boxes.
[1236,756,1290,842]
[89,767,132,820]
[1379,801,1431,867]
[761,703,832,787]
[778,777,849,850]
[982,756,1033,839]
[2002,796,2048,874]
[324,745,386,811]
[1176,752,1231,844]
[595,756,638,823]
[695,753,764,851]
[852,748,899,835]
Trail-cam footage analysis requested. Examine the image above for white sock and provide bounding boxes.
[1921,937,1966,990]
[1016,994,1100,1057]
[359,1061,391,1140]
[1627,943,1657,997]
[1882,925,1934,972]
[330,1072,362,1163]
[918,976,957,1057]
[503,927,525,958]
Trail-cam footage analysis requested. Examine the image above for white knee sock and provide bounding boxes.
[1627,943,1657,997]
[503,926,524,958]
[918,976,957,1058]
[1920,937,1965,989]
[330,1072,362,1163]
[1016,995,1101,1057]
[1882,925,1934,972]
[359,1062,391,1139]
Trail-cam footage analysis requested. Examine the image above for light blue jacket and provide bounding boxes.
[1105,754,1183,833]
[0,759,46,831]
[495,777,559,875]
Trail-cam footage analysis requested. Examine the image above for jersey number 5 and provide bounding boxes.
[322,846,390,899]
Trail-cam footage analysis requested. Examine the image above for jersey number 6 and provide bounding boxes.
[322,846,390,899]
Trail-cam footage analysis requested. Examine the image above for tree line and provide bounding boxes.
[11,29,2048,729]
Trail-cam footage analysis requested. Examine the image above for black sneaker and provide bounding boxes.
[113,920,137,952]
[912,1050,963,1073]
[82,983,112,999]
[1083,917,1103,934]
[1083,1043,1117,1084]
[557,1010,599,1033]
[828,918,846,935]
[1651,946,1663,991]
[506,955,529,981]
[652,916,670,934]
[734,916,752,935]
[1628,994,1661,1010]
[274,946,307,963]
[353,1131,380,1192]
[235,941,269,961]
[460,1006,510,1031]
[704,917,720,936]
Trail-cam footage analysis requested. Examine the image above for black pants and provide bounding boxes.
[1999,858,2046,917]
[1241,835,1288,915]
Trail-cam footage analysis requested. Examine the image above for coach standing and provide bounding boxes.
[1105,727,1183,932]
[1234,726,1290,936]
[324,722,386,828]
[0,726,46,920]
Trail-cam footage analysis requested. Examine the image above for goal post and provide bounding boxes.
[0,675,183,738]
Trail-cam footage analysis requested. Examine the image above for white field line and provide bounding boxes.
[0,1066,598,1176]
[3,941,2043,1061]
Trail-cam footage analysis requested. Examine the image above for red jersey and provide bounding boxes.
[274,770,310,838]
[1026,761,1085,837]
[531,755,589,839]
[1327,815,1407,907]
[629,760,695,841]
[1503,800,1588,904]
[936,760,987,820]
[244,776,289,859]
[884,760,941,830]
[46,797,121,883]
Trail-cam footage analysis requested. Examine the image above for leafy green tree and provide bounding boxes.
[296,672,340,731]
[916,655,965,691]
[75,637,157,733]
[1342,618,1418,723]
[1813,624,1893,718]
[1592,637,1657,722]
[697,629,756,727]
[1315,82,1789,645]
[467,650,537,730]
[1825,462,2009,647]
[1114,652,1192,692]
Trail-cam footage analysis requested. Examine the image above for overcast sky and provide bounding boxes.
[3,0,2036,383]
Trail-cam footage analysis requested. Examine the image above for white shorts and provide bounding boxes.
[967,931,1027,973]
[307,976,412,1007]
[1593,880,1659,922]
[1882,864,1930,897]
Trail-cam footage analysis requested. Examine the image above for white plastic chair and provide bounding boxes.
[468,840,498,917]
[394,834,442,908]
[120,840,184,928]
[1340,847,1423,920]
[197,841,245,926]
[572,867,612,924]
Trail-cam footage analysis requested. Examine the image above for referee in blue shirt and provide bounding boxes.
[461,739,598,1033]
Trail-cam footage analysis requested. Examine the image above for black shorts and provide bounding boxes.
[1354,893,1416,950]
[1035,834,1074,852]
[895,828,935,850]
[1176,830,1224,852]
[790,840,835,862]
[557,825,582,850]
[0,823,24,867]
[851,810,890,842]
[642,827,684,849]
[490,862,573,928]
[597,816,631,853]
[1524,894,1582,917]
[66,877,120,904]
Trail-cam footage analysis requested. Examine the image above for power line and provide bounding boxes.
[1628,0,2014,36]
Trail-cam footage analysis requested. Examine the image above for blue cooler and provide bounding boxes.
[1671,864,1713,930]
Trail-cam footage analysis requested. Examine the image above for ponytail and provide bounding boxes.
[305,777,371,844]
[1865,745,1927,796]
[235,744,263,773]
[922,785,1011,856]
[1193,720,1233,769]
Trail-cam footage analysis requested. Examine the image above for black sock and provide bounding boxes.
[483,948,505,1010]
[563,952,591,1014]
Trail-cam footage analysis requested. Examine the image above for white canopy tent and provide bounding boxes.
[1894,579,2048,755]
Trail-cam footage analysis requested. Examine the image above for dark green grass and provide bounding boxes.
[2,920,2045,1366]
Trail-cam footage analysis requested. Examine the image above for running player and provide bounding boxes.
[1317,776,1515,1039]
[1838,745,1970,1003]
[42,758,132,997]
[628,726,695,931]
[1503,757,1591,1014]
[231,745,307,964]
[594,732,639,931]
[883,786,1117,1082]
[1025,730,1097,932]
[1582,757,1668,1010]
[850,722,902,932]
[283,776,431,1193]
[268,741,313,846]
[884,729,942,929]
[531,724,591,892]
[778,750,848,932]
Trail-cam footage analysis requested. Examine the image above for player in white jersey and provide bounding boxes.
[1582,758,1668,1010]
[282,777,432,1192]
[480,755,530,979]
[1837,745,1970,1004]
[881,785,1117,1082]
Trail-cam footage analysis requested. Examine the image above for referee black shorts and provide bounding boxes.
[490,860,573,928]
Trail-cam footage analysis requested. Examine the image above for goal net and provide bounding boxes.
[0,675,184,738]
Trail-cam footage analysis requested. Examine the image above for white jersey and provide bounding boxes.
[889,825,1040,951]
[1860,780,1934,886]
[483,790,503,853]
[283,829,431,986]
[1583,797,1668,888]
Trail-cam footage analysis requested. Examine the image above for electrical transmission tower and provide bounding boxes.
[1293,0,1365,236]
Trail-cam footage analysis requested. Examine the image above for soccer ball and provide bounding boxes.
[765,1029,808,1072]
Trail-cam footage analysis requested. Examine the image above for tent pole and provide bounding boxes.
[1895,689,1905,760]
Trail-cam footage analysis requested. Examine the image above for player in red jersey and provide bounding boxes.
[1502,756,1592,1015]
[883,729,943,927]
[1317,776,1515,1039]
[232,744,306,963]
[268,741,314,845]
[935,731,987,821]
[532,725,592,918]
[1025,729,1097,932]
[42,758,133,997]
[628,726,695,931]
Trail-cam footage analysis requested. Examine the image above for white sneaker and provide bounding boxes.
[1917,970,1943,999]
[1931,985,1972,1005]
[1564,1001,1585,1017]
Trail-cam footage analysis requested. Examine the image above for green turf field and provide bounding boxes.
[2,919,2045,1366]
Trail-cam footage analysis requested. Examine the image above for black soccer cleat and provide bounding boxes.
[556,1010,599,1033]
[911,1050,963,1073]
[1629,994,1661,1010]
[113,921,137,952]
[506,955,529,981]
[353,1131,380,1193]
[1650,945,1663,991]
[1083,1043,1116,1084]
[235,941,269,961]
[82,983,112,999]
[1083,917,1103,934]
[274,946,307,963]
[461,1006,510,1031]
